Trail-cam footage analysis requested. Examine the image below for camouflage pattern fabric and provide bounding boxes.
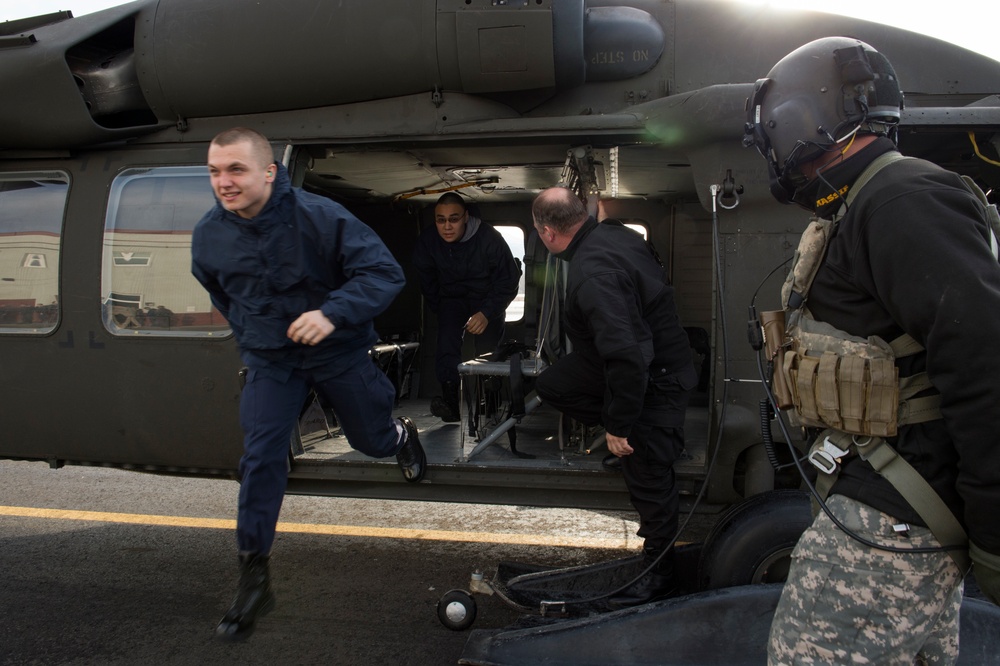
[768,495,963,665]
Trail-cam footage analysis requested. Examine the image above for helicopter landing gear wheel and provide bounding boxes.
[437,589,478,631]
[698,489,812,590]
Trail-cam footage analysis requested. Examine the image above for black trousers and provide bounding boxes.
[435,297,505,385]
[536,351,688,553]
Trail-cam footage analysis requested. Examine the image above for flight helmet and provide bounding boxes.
[744,37,903,205]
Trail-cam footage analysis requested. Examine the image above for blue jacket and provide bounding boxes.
[191,164,404,376]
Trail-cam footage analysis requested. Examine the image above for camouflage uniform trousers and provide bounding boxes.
[768,495,964,665]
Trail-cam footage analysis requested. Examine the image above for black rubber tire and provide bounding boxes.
[698,489,812,590]
[437,589,478,631]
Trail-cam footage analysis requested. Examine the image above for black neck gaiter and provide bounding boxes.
[791,137,896,219]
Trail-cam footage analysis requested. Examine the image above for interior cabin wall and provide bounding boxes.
[677,202,730,409]
[669,202,714,335]
[346,201,424,345]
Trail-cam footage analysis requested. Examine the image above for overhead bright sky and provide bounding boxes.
[1,0,998,63]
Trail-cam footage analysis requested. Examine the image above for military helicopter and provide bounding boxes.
[2,0,999,607]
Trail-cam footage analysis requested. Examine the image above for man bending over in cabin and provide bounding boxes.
[412,193,521,421]
[531,187,697,608]
[745,38,1000,663]
[191,127,426,641]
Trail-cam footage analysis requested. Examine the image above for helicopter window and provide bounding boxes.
[624,222,648,239]
[0,172,68,335]
[101,166,229,337]
[495,224,526,322]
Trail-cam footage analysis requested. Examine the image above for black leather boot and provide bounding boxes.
[395,416,427,483]
[215,553,275,641]
[430,381,461,422]
[607,548,677,609]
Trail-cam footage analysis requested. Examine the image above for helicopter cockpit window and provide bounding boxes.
[102,166,229,337]
[0,172,68,335]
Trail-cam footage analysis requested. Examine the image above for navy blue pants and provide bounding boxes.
[237,354,399,555]
[535,351,688,554]
[435,297,505,385]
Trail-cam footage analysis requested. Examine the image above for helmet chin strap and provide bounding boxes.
[789,136,887,217]
[774,113,870,208]
[771,140,827,205]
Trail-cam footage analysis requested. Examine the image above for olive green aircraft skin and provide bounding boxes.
[1,0,998,510]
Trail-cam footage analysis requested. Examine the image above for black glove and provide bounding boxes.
[970,543,1000,606]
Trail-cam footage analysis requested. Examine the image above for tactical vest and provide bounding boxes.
[760,151,1000,571]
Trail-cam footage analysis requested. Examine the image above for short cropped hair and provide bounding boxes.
[435,192,467,210]
[532,187,587,234]
[210,127,275,168]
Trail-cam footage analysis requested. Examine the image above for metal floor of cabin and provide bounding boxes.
[294,398,709,475]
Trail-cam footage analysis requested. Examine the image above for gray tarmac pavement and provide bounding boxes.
[0,461,716,665]
[1,512,524,665]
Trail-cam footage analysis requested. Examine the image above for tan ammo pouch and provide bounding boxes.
[782,313,899,436]
[780,313,941,437]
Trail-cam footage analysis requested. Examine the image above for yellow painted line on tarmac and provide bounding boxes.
[0,505,641,550]
[0,506,234,529]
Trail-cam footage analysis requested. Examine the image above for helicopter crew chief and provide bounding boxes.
[191,127,426,641]
[412,192,521,422]
[745,38,1000,663]
[531,187,697,608]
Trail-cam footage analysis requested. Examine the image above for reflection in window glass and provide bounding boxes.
[496,225,525,322]
[102,166,228,337]
[0,172,68,334]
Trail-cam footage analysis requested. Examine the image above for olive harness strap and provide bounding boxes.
[811,427,970,571]
[791,151,998,572]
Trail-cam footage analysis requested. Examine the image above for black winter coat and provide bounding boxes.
[810,139,1000,554]
[412,217,520,319]
[555,218,696,438]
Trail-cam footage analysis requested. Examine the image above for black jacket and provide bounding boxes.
[412,216,520,319]
[556,218,696,437]
[810,139,1000,554]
